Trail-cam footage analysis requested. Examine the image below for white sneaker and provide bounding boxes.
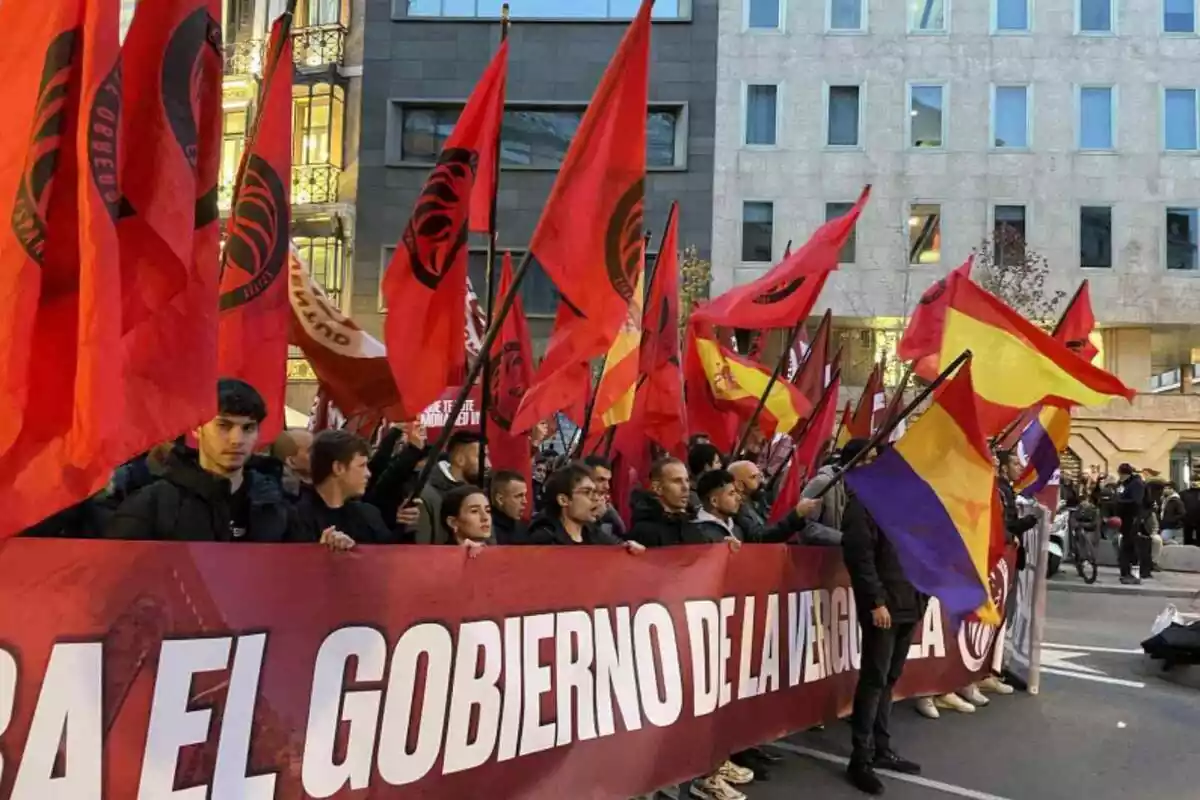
[934,692,976,713]
[717,760,755,786]
[960,684,990,707]
[915,696,940,719]
[690,773,747,800]
[979,675,1015,695]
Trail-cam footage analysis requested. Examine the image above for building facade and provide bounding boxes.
[712,0,1200,476]
[355,0,719,349]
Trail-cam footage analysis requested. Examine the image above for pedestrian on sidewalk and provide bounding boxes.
[1161,483,1186,546]
[1115,463,1152,585]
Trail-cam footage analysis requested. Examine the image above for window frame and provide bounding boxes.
[742,82,781,148]
[907,0,949,34]
[744,0,785,32]
[826,0,868,33]
[1076,0,1116,35]
[990,83,1032,151]
[1076,84,1117,152]
[906,81,948,151]
[394,0,694,22]
[991,203,1030,268]
[1163,0,1197,34]
[385,98,690,170]
[992,0,1031,33]
[1164,205,1200,272]
[1078,204,1114,269]
[740,200,776,265]
[825,201,859,264]
[1163,87,1200,153]
[823,82,864,150]
[907,202,943,266]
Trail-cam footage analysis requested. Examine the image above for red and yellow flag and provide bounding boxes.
[591,265,646,428]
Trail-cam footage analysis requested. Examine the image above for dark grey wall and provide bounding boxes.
[354,0,717,339]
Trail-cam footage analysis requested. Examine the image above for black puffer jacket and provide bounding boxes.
[841,490,925,624]
[627,490,695,548]
[527,514,623,546]
[105,448,290,542]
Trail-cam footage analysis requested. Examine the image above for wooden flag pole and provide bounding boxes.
[730,321,805,460]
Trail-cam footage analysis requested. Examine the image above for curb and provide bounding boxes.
[1047,580,1200,600]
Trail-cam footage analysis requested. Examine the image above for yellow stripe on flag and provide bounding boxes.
[695,337,803,435]
[594,266,645,427]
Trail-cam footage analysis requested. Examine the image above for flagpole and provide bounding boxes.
[765,368,842,494]
[730,320,805,459]
[877,361,914,435]
[476,5,511,481]
[813,349,972,499]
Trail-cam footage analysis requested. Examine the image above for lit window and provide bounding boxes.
[992,85,1029,148]
[294,235,348,305]
[748,0,780,28]
[909,0,946,32]
[994,205,1027,267]
[909,84,945,148]
[1165,89,1199,151]
[908,204,941,265]
[1080,206,1112,268]
[994,0,1029,30]
[219,106,248,211]
[1167,207,1200,270]
[1165,0,1196,32]
[395,104,683,168]
[829,0,864,30]
[745,85,778,146]
[292,82,345,166]
[1078,0,1113,32]
[826,202,857,263]
[742,202,774,263]
[296,0,344,25]
[1079,86,1114,150]
[404,0,687,20]
[827,86,861,147]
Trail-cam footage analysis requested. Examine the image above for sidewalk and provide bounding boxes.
[1048,564,1200,599]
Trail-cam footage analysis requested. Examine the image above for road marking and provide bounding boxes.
[771,742,1016,800]
[1044,642,1144,655]
[1040,647,1103,674]
[1040,666,1146,688]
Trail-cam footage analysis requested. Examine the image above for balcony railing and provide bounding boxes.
[291,163,342,205]
[222,24,346,77]
[223,39,264,78]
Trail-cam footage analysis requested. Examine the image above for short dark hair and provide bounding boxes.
[696,468,735,504]
[994,447,1017,466]
[217,378,267,423]
[441,484,487,531]
[310,430,370,485]
[489,469,526,496]
[688,433,710,447]
[582,454,613,472]
[447,430,482,456]
[542,463,594,517]
[649,456,685,482]
[687,442,723,477]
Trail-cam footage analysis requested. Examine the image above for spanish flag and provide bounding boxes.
[898,266,1133,434]
[590,264,646,428]
[845,358,1000,624]
[692,326,810,437]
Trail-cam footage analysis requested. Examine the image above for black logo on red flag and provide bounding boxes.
[604,179,645,304]
[11,30,78,265]
[220,154,288,311]
[487,341,526,431]
[918,278,949,306]
[753,276,805,306]
[87,61,123,222]
[402,147,478,291]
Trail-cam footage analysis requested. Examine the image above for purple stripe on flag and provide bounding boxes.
[1016,417,1060,497]
[844,447,986,624]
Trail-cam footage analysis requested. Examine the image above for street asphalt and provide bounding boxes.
[702,591,1200,800]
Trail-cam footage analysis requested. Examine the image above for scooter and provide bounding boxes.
[1047,503,1069,578]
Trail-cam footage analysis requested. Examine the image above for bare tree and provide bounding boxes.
[971,226,1066,327]
[678,244,711,332]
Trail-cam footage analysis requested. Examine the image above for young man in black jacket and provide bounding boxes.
[528,463,644,552]
[841,475,926,795]
[996,449,1039,570]
[290,430,391,545]
[691,469,744,546]
[490,469,530,545]
[629,457,695,548]
[583,454,628,540]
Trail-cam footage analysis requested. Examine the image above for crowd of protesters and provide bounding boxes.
[23,377,1044,799]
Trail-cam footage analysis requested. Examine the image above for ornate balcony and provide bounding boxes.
[223,39,264,78]
[291,163,342,206]
[292,24,346,70]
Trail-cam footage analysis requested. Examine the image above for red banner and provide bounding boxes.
[0,541,1012,798]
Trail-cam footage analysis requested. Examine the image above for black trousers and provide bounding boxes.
[1118,530,1152,578]
[850,618,919,765]
[1184,523,1200,548]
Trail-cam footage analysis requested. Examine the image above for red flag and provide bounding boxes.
[487,252,535,485]
[848,360,883,439]
[1054,280,1099,362]
[693,186,869,330]
[634,202,687,457]
[792,310,832,410]
[383,41,507,418]
[116,0,224,454]
[510,0,652,433]
[217,17,293,442]
[684,318,739,453]
[770,371,842,524]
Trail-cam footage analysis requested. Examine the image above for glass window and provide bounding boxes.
[995,0,1029,30]
[826,202,857,263]
[829,0,864,30]
[294,235,347,305]
[1080,206,1112,268]
[745,85,778,146]
[1079,0,1112,32]
[296,0,343,25]
[827,86,861,147]
[993,85,1029,148]
[293,83,345,166]
[1167,207,1200,270]
[1166,0,1196,32]
[1079,86,1114,150]
[742,202,774,263]
[909,0,946,31]
[909,84,945,148]
[1165,89,1199,151]
[398,104,682,167]
[994,205,1027,267]
[408,0,685,19]
[908,204,941,265]
[748,0,780,28]
[220,107,248,210]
